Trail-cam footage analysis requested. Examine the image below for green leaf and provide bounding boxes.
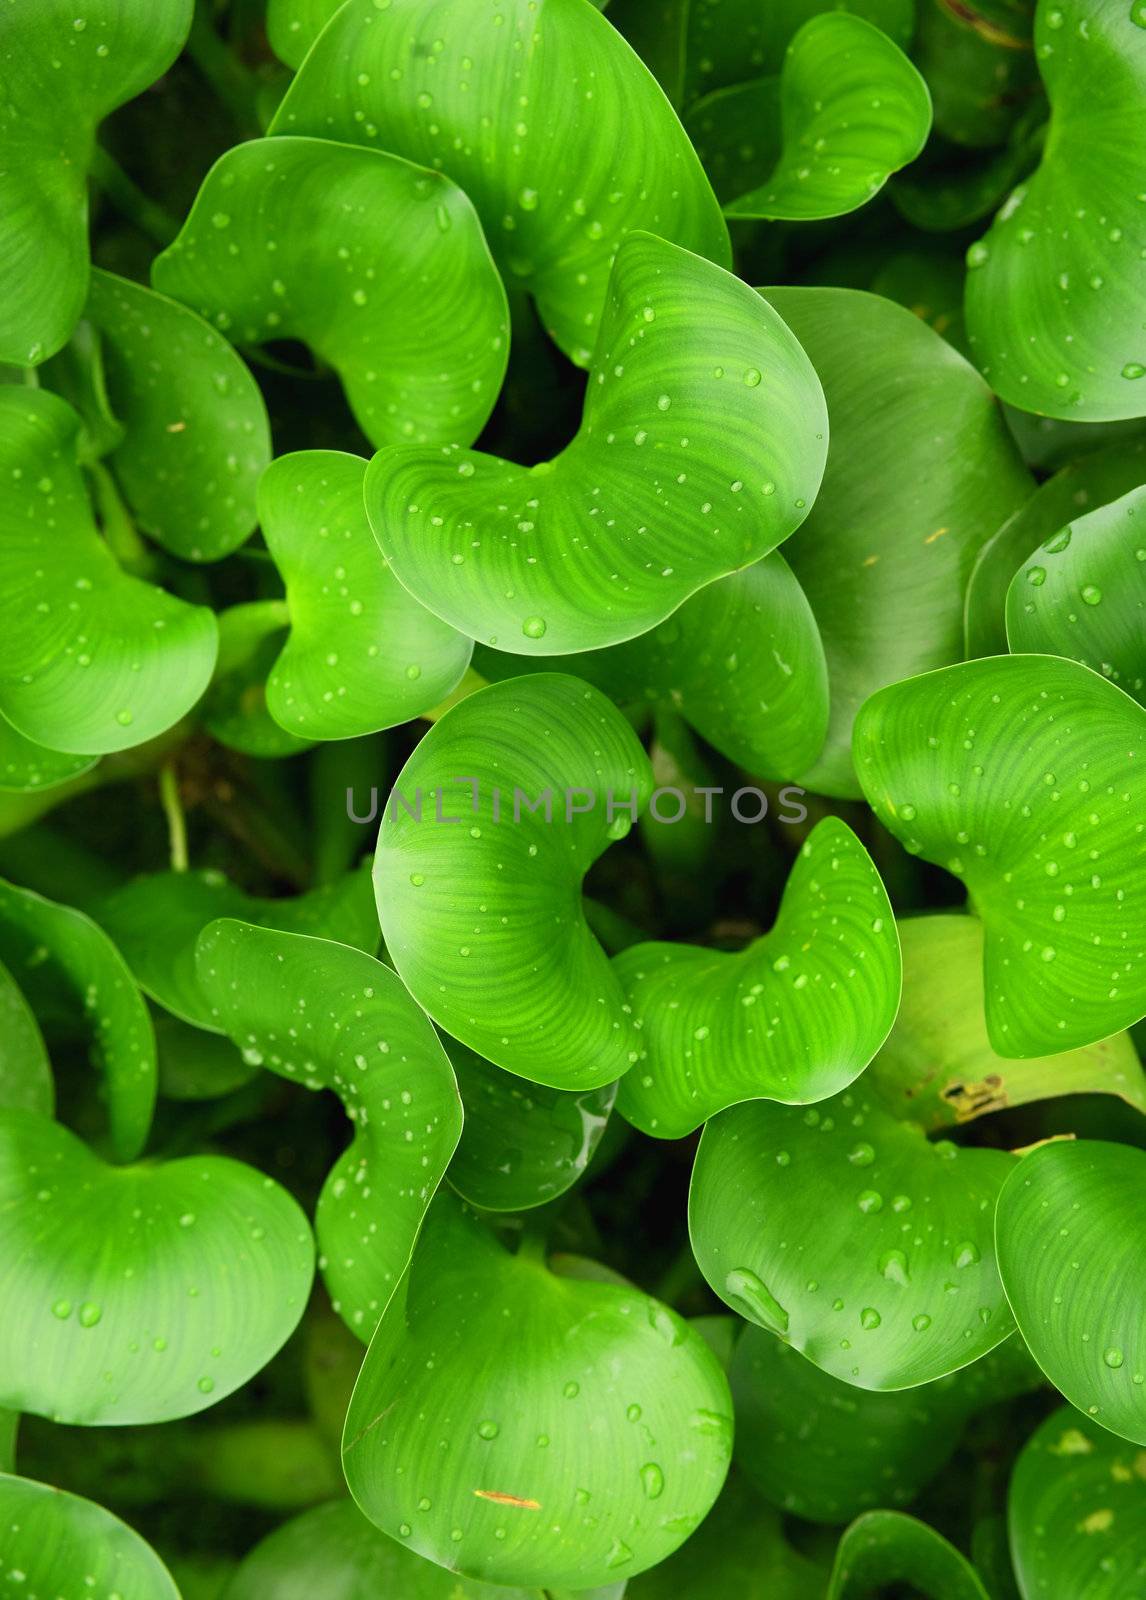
[367,233,827,656]
[870,914,1146,1129]
[0,0,192,365]
[225,1497,541,1599]
[342,1192,732,1589]
[447,1036,616,1212]
[827,1510,990,1599]
[964,0,1146,420]
[724,15,931,220]
[270,0,730,366]
[0,1107,313,1423]
[0,715,98,794]
[84,268,272,562]
[266,0,343,69]
[762,286,1032,797]
[685,77,782,206]
[892,118,1045,232]
[690,1088,1016,1388]
[152,137,509,450]
[154,1010,261,1102]
[0,1473,179,1597]
[196,921,462,1339]
[615,818,900,1138]
[1008,1404,1146,1599]
[200,601,313,759]
[0,388,218,755]
[0,877,156,1162]
[374,673,654,1090]
[910,0,1036,150]
[260,451,473,740]
[478,551,830,780]
[1005,485,1146,704]
[853,654,1146,1055]
[97,865,378,1031]
[732,1323,1042,1522]
[965,437,1146,657]
[0,957,53,1116]
[995,1139,1146,1445]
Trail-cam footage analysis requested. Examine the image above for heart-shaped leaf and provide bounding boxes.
[853,653,1146,1055]
[374,673,654,1090]
[965,437,1146,657]
[964,0,1146,420]
[871,915,1146,1130]
[0,715,98,793]
[0,0,192,365]
[342,1192,733,1589]
[152,137,509,450]
[724,15,931,220]
[259,451,473,740]
[478,551,830,780]
[270,0,730,365]
[0,1473,179,1598]
[827,1511,990,1599]
[1008,1404,1146,1600]
[0,1107,313,1423]
[367,233,828,656]
[200,601,313,759]
[0,957,53,1116]
[82,268,272,562]
[995,1138,1146,1445]
[761,286,1032,796]
[196,920,462,1339]
[97,864,378,1031]
[1005,485,1146,704]
[615,817,900,1138]
[0,877,156,1161]
[0,388,218,755]
[690,1087,1016,1389]
[447,1036,616,1212]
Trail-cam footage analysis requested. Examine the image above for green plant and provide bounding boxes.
[1,0,1144,1596]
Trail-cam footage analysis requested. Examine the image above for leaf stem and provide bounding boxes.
[86,462,158,579]
[187,0,262,134]
[159,762,189,872]
[88,146,179,248]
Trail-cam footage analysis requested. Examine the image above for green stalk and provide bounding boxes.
[88,145,178,248]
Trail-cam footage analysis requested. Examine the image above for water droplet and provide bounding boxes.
[477,1419,500,1439]
[848,1142,875,1167]
[860,1307,882,1330]
[640,1462,665,1499]
[522,615,547,639]
[1104,1347,1124,1369]
[857,1190,883,1214]
[51,1299,72,1319]
[563,1380,580,1398]
[1080,584,1103,605]
[912,1313,932,1332]
[1027,566,1047,587]
[743,368,762,388]
[724,1268,789,1334]
[966,241,990,268]
[78,1302,102,1328]
[953,1241,981,1269]
[1122,361,1145,378]
[879,1249,910,1287]
[197,1375,215,1394]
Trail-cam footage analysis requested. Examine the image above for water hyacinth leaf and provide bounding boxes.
[196,921,462,1339]
[0,957,53,1116]
[1005,486,1146,704]
[152,137,508,450]
[965,437,1146,657]
[0,714,98,793]
[724,15,931,220]
[963,0,1146,420]
[153,1010,261,1102]
[374,674,654,1090]
[0,1474,179,1599]
[0,0,192,366]
[266,0,343,68]
[342,1193,733,1589]
[690,1089,1016,1389]
[995,1139,1146,1445]
[0,1108,314,1423]
[0,389,218,755]
[270,0,730,365]
[893,118,1046,234]
[910,0,1036,151]
[615,818,900,1138]
[853,654,1146,1055]
[98,864,378,1031]
[201,601,312,759]
[85,269,272,562]
[685,78,782,207]
[871,915,1146,1130]
[367,234,828,656]
[0,878,155,1161]
[447,1036,616,1212]
[260,452,472,740]
[1008,1404,1146,1599]
[763,287,1031,797]
[827,1511,990,1599]
[479,552,830,780]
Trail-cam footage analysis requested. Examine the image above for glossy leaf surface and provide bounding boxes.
[616,818,900,1137]
[343,1194,733,1589]
[153,137,508,449]
[374,674,653,1090]
[0,958,53,1116]
[854,654,1146,1055]
[196,921,462,1338]
[0,389,217,755]
[271,0,730,364]
[0,1473,179,1598]
[0,717,97,794]
[995,1139,1146,1445]
[827,1510,990,1599]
